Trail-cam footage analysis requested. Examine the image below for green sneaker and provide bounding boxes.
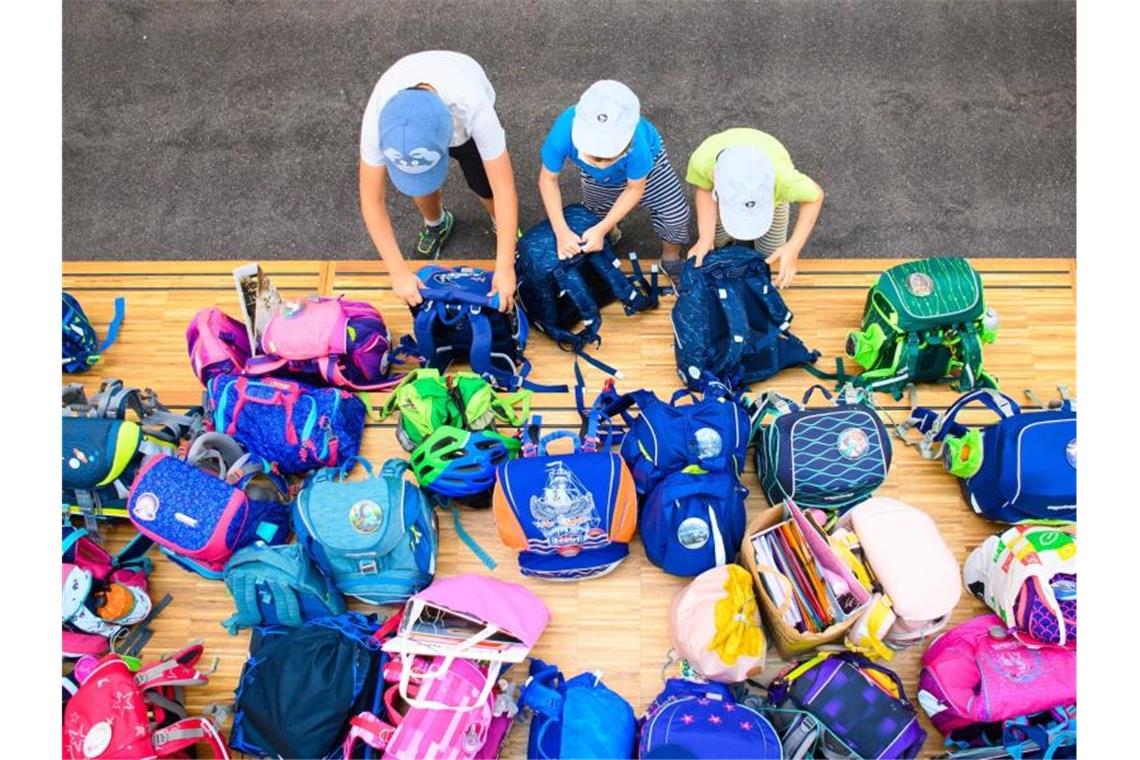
[416,209,455,259]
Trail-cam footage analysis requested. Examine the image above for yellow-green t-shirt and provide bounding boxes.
[685,128,820,205]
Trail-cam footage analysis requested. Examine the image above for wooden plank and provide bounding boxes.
[63,258,1075,758]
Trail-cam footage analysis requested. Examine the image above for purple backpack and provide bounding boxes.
[639,679,782,759]
[187,307,252,383]
[205,374,366,475]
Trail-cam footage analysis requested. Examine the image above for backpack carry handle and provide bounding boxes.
[418,287,501,312]
[335,456,375,480]
[923,388,1021,444]
[801,384,834,406]
[670,388,700,406]
[342,711,397,757]
[538,431,582,456]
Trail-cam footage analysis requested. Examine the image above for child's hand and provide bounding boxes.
[489,265,516,312]
[392,269,425,307]
[765,243,801,289]
[579,224,607,253]
[555,227,582,260]
[687,238,715,268]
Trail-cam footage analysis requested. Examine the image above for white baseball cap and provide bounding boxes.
[714,145,776,241]
[571,80,641,159]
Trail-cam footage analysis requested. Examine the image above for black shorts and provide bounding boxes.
[449,139,493,199]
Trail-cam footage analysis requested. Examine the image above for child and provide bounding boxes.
[359,51,519,310]
[537,80,691,277]
[685,128,824,288]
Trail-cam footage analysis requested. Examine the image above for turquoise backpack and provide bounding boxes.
[292,458,438,605]
[221,542,346,634]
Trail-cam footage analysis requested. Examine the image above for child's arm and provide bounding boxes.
[359,160,423,307]
[687,186,718,266]
[483,150,519,311]
[538,166,583,259]
[579,177,646,253]
[766,180,825,289]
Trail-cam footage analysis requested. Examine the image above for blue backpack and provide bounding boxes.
[905,388,1076,523]
[63,292,125,374]
[753,385,892,514]
[293,458,438,605]
[221,542,347,634]
[516,204,663,376]
[411,264,558,392]
[520,659,637,759]
[205,373,367,475]
[639,469,748,577]
[639,679,782,759]
[587,382,751,498]
[673,246,819,391]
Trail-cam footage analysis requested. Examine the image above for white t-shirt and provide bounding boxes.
[359,51,507,166]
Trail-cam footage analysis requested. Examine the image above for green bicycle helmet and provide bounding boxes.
[410,425,520,500]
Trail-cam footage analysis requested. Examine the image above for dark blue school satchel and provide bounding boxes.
[639,469,748,577]
[752,385,892,513]
[905,388,1076,523]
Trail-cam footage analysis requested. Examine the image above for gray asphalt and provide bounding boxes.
[63,0,1075,261]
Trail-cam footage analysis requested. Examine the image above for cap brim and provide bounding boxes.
[571,114,635,159]
[719,198,774,242]
[386,156,448,197]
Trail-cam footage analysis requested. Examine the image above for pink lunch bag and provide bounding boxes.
[916,613,1076,736]
[187,307,252,384]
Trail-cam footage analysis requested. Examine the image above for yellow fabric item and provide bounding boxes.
[708,565,766,665]
[829,529,874,593]
[846,594,897,662]
[96,420,143,487]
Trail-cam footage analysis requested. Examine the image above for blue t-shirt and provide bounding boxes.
[540,107,664,186]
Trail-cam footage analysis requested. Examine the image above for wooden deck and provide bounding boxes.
[63,258,1076,758]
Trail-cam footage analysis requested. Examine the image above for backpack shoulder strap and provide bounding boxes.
[222,570,263,634]
[151,716,227,759]
[709,283,753,379]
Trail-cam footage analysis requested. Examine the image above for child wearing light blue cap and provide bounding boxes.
[359,51,519,309]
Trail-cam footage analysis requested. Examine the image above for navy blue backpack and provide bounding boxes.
[63,292,125,374]
[639,679,782,759]
[516,204,663,376]
[753,385,892,514]
[905,388,1076,523]
[673,246,819,391]
[520,658,637,759]
[639,469,748,577]
[410,264,558,392]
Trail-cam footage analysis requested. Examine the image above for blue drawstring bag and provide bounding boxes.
[520,658,636,759]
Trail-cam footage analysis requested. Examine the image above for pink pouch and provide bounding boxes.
[917,614,1076,735]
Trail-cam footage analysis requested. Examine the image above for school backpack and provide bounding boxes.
[905,387,1076,523]
[293,457,438,605]
[63,380,200,533]
[587,381,751,498]
[764,651,927,759]
[640,469,748,577]
[205,373,367,475]
[916,614,1076,738]
[673,245,819,391]
[940,705,1076,759]
[62,526,153,658]
[669,564,767,682]
[230,612,392,759]
[752,385,892,514]
[963,523,1076,647]
[638,678,782,759]
[186,306,252,383]
[220,541,347,634]
[411,264,553,391]
[519,658,636,759]
[840,257,999,398]
[126,434,292,578]
[62,292,124,374]
[492,418,638,580]
[515,204,662,376]
[63,644,227,759]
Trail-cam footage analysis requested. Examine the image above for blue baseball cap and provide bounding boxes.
[379,88,453,197]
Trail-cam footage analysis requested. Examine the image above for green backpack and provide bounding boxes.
[839,258,999,399]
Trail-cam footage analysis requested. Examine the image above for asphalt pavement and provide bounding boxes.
[62,0,1075,260]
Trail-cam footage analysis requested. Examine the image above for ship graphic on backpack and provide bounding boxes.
[293,457,438,605]
[220,542,347,634]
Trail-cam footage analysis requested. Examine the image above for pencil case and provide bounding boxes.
[741,499,871,658]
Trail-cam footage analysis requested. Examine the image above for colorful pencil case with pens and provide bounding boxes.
[831,497,962,661]
[741,498,872,658]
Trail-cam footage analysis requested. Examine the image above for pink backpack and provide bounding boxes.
[916,614,1076,736]
[187,307,252,383]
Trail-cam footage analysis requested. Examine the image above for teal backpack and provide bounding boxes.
[292,458,438,605]
[221,542,347,634]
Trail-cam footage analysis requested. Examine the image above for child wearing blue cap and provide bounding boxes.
[359,51,519,309]
[538,80,691,276]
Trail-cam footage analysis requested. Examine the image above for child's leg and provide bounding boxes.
[638,148,691,259]
[449,139,495,216]
[713,216,732,248]
[753,202,790,257]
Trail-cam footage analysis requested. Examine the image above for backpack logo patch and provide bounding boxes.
[529,461,603,557]
[133,492,159,521]
[1066,438,1076,468]
[677,517,710,550]
[349,499,384,534]
[693,427,724,461]
[836,428,870,460]
[906,272,934,297]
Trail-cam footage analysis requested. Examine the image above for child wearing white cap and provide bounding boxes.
[685,128,824,288]
[538,80,691,267]
[358,51,519,310]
